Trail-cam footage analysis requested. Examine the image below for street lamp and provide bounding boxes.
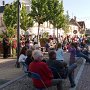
[16,0,20,68]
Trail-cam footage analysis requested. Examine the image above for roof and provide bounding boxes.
[78,21,85,28]
[70,18,81,28]
[0,6,4,13]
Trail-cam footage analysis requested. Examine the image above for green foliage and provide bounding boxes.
[47,0,64,29]
[3,1,18,38]
[3,2,18,28]
[30,0,48,24]
[20,4,33,31]
[62,11,70,34]
[29,0,48,42]
[7,26,16,38]
[3,1,33,38]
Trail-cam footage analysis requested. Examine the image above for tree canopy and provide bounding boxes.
[3,1,34,38]
[3,2,18,28]
[3,0,70,38]
[20,4,33,31]
[30,0,48,25]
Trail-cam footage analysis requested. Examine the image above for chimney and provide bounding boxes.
[2,1,5,6]
[74,16,76,21]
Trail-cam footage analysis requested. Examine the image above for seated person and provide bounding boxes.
[75,45,90,63]
[19,47,27,63]
[29,50,63,90]
[46,50,77,88]
[56,43,64,62]
[25,49,33,70]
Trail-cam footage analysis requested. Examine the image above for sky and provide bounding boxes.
[0,0,90,28]
[63,0,90,28]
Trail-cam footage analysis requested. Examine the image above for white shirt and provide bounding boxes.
[19,54,27,62]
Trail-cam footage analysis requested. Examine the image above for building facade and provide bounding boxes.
[69,16,82,37]
[20,0,31,12]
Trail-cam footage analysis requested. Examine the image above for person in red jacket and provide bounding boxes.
[29,50,63,90]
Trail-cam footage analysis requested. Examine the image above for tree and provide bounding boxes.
[3,1,33,39]
[3,1,18,37]
[62,11,70,34]
[20,4,33,31]
[47,0,64,38]
[30,0,48,42]
[7,26,16,38]
[54,1,65,39]
[3,2,18,28]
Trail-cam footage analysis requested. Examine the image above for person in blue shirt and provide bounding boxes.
[56,43,64,61]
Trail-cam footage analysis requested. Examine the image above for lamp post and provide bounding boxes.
[16,0,20,68]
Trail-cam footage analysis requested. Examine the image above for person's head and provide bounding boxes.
[34,44,40,50]
[57,43,62,49]
[48,50,56,60]
[27,49,32,57]
[20,47,27,55]
[25,41,29,46]
[32,50,43,61]
[70,43,75,48]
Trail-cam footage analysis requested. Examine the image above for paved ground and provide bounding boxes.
[0,58,24,85]
[76,64,90,90]
[0,52,89,90]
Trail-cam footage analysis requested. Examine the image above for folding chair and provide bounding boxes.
[29,71,47,90]
[21,62,28,72]
[49,67,62,79]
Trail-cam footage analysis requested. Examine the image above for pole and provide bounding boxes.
[16,0,20,68]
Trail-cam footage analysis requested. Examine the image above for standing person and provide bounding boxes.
[68,43,76,88]
[2,35,9,58]
[33,35,38,45]
[25,40,30,49]
[29,50,63,90]
[56,43,64,61]
[12,37,17,57]
[45,41,50,52]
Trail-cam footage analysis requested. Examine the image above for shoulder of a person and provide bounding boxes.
[40,61,47,64]
[20,54,27,58]
[20,54,26,57]
[39,61,49,67]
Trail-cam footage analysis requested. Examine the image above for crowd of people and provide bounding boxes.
[19,34,90,90]
[1,34,90,89]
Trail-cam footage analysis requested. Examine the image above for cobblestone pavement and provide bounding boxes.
[76,64,90,90]
[0,58,24,85]
[0,53,90,90]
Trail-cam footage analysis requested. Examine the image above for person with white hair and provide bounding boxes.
[29,50,63,90]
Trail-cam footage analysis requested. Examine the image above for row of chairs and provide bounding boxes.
[21,62,61,90]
